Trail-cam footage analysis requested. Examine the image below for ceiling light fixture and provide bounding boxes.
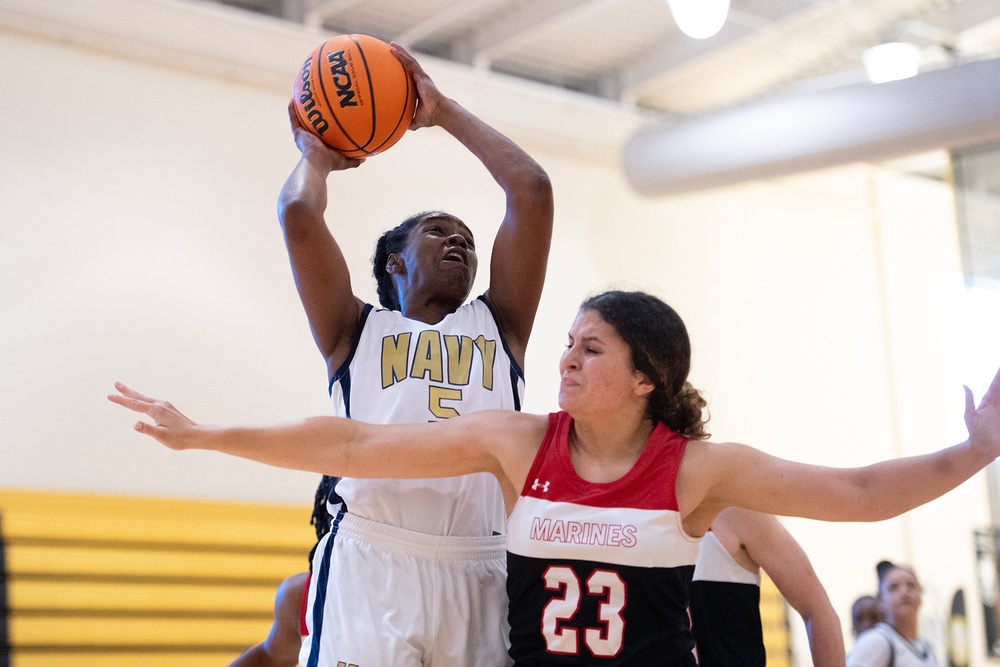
[666,0,730,40]
[862,41,922,83]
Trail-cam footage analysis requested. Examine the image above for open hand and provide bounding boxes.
[107,381,198,451]
[966,366,1000,460]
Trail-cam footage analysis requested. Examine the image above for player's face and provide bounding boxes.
[880,568,922,620]
[558,310,652,419]
[400,215,478,302]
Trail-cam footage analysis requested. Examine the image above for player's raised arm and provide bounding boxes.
[391,43,553,366]
[277,102,366,378]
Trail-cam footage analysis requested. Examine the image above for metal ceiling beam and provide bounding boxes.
[622,57,1000,196]
[304,0,364,29]
[910,0,1000,34]
[453,0,615,66]
[608,17,758,102]
[277,0,306,23]
[604,4,810,103]
[394,0,500,47]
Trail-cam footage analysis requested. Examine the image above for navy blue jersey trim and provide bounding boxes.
[476,294,524,411]
[304,509,347,667]
[328,303,374,417]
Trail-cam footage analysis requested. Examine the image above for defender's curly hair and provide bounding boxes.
[580,290,709,440]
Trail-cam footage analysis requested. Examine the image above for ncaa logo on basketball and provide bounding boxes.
[327,50,359,108]
[296,58,329,135]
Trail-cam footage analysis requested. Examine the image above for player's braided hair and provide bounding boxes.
[307,475,341,566]
[310,475,338,541]
[580,291,709,440]
[372,211,451,310]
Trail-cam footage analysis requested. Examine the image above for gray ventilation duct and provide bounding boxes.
[622,57,1000,196]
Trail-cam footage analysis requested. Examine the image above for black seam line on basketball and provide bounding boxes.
[318,40,365,154]
[309,48,338,143]
[369,58,413,154]
[349,34,378,152]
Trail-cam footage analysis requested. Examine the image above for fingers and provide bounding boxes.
[113,380,152,403]
[108,382,191,449]
[389,41,433,100]
[965,385,975,424]
[108,382,175,424]
[389,42,420,72]
[982,366,1000,405]
[108,383,159,435]
[108,383,154,415]
[287,99,302,130]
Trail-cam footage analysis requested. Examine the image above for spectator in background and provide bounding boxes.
[848,561,939,667]
[852,594,884,638]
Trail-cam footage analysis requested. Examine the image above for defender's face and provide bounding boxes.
[558,309,651,417]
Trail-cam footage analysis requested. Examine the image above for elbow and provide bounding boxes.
[506,164,553,204]
[517,171,555,221]
[277,195,322,240]
[524,166,553,200]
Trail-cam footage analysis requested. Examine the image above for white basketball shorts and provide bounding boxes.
[300,512,512,667]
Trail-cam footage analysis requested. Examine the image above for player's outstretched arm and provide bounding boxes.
[391,43,553,365]
[679,366,1000,534]
[717,508,845,667]
[277,102,366,377]
[108,381,544,492]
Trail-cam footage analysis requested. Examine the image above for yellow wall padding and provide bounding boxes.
[0,488,797,665]
[0,487,316,666]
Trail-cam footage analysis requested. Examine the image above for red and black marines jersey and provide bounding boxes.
[505,412,701,666]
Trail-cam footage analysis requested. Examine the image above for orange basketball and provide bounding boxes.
[292,35,417,158]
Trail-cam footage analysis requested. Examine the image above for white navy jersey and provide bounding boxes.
[329,296,522,537]
[848,623,939,667]
[689,530,765,667]
[506,412,701,666]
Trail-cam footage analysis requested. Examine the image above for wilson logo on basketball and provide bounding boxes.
[327,50,359,108]
[297,58,329,135]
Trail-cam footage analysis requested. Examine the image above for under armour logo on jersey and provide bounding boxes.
[531,478,550,493]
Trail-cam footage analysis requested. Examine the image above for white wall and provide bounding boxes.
[2,0,998,663]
